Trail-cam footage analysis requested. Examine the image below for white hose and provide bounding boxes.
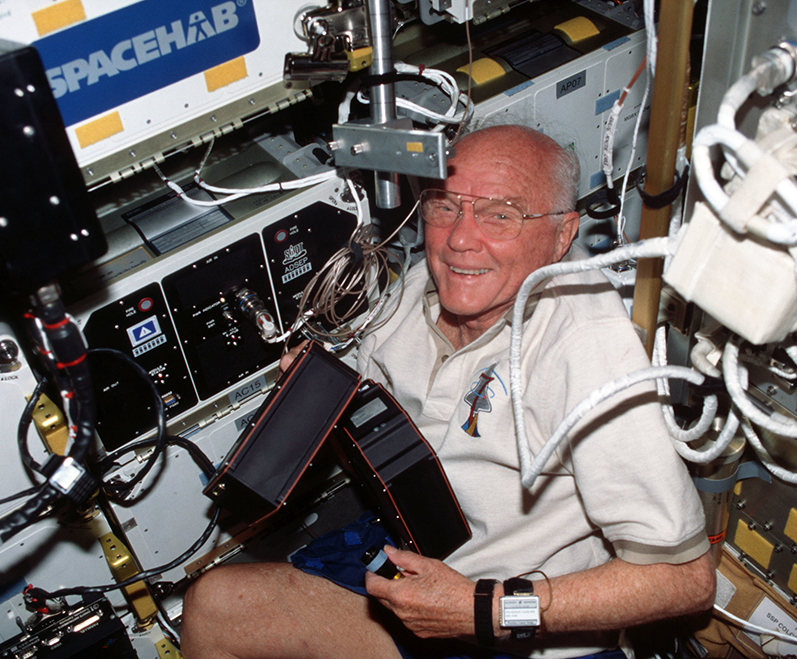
[740,417,797,484]
[714,603,797,644]
[717,61,771,131]
[509,237,677,488]
[652,326,721,457]
[670,409,740,464]
[693,124,797,243]
[519,365,706,489]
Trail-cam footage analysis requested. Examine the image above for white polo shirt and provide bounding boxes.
[357,252,708,658]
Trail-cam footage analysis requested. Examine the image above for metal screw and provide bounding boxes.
[752,0,766,15]
[0,340,19,365]
[350,144,364,156]
[764,522,773,531]
[767,385,778,396]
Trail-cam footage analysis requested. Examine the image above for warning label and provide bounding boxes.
[127,316,163,347]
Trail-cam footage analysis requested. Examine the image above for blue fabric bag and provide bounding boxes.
[290,511,396,595]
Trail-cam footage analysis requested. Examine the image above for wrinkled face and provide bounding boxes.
[424,130,576,331]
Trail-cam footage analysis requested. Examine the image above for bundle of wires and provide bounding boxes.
[153,137,339,209]
[1,296,96,545]
[598,0,658,244]
[282,180,420,351]
[351,62,474,133]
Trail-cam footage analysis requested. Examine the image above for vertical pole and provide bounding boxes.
[366,0,401,209]
[631,0,695,356]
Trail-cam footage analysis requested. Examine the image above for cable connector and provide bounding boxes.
[22,584,55,614]
[41,455,96,505]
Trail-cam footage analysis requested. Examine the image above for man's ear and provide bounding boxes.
[553,211,580,262]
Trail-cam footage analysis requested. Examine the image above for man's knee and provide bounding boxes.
[184,563,278,624]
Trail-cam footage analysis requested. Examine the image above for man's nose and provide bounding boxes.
[446,200,481,248]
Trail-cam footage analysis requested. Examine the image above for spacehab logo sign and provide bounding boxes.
[34,0,260,126]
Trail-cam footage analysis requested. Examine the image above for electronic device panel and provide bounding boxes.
[70,172,361,452]
[0,594,136,659]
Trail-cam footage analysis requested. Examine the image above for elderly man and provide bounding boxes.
[180,125,715,659]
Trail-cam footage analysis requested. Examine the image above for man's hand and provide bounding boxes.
[364,545,478,639]
[278,340,309,377]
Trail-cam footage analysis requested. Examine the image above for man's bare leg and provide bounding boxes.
[180,562,404,659]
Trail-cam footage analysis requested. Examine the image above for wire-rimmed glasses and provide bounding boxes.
[419,189,568,241]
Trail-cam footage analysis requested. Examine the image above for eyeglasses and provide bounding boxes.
[419,189,568,241]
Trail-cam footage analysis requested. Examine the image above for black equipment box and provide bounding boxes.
[335,380,471,559]
[204,341,361,519]
[0,594,136,659]
[0,40,106,293]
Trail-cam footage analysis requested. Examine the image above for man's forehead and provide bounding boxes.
[443,151,542,201]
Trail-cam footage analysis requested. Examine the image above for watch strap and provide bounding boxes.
[503,577,534,596]
[474,579,496,646]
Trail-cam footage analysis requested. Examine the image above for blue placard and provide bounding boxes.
[34,0,260,126]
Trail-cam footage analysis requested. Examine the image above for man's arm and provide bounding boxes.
[365,545,716,639]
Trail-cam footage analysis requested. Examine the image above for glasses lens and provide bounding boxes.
[473,199,523,240]
[420,190,525,240]
[421,190,460,227]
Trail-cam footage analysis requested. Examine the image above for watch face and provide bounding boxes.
[500,596,541,627]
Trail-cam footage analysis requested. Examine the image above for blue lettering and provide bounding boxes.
[188,12,215,41]
[88,50,119,85]
[46,67,67,98]
[155,20,187,55]
[61,59,89,92]
[212,2,239,33]
[111,40,137,71]
[33,0,257,122]
[132,30,160,65]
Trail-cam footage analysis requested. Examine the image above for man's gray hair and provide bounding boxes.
[457,118,580,212]
[545,135,580,212]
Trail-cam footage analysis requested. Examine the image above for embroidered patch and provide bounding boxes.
[461,363,506,437]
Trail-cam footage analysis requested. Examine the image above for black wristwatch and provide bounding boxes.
[500,577,540,640]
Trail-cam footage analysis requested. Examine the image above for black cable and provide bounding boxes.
[34,294,96,465]
[153,591,182,651]
[0,289,97,544]
[99,435,215,484]
[0,484,45,507]
[38,434,219,600]
[89,347,167,498]
[40,505,220,599]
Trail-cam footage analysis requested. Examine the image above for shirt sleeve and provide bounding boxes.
[532,290,709,565]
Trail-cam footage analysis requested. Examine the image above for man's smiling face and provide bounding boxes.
[424,127,577,334]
